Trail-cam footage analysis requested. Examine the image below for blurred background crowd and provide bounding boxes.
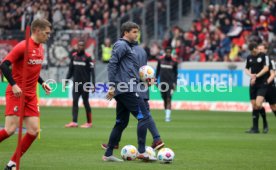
[1,0,276,63]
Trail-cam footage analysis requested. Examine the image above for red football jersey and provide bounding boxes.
[3,38,44,96]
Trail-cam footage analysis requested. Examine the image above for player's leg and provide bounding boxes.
[101,105,129,150]
[65,87,81,127]
[1,92,20,142]
[165,89,173,122]
[246,99,260,133]
[103,96,129,161]
[255,85,268,132]
[144,99,164,150]
[6,96,40,169]
[160,84,170,121]
[102,99,164,151]
[246,85,260,133]
[0,116,18,142]
[125,93,151,160]
[255,95,266,128]
[8,117,39,168]
[160,84,167,109]
[259,106,268,133]
[80,91,92,128]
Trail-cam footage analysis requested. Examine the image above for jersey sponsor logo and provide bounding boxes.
[160,64,173,69]
[28,59,43,65]
[249,59,252,62]
[73,61,86,66]
[257,57,262,63]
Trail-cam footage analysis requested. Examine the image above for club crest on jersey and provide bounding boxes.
[257,57,262,63]
[14,106,18,112]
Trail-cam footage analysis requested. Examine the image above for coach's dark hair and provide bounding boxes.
[248,42,258,51]
[120,21,140,37]
[31,18,51,32]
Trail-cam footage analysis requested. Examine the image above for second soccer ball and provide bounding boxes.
[120,145,138,160]
[139,65,155,82]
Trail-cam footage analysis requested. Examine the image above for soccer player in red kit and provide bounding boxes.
[0,18,51,170]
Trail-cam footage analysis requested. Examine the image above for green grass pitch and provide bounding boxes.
[0,106,276,170]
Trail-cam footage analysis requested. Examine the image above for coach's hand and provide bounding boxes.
[42,82,52,95]
[106,86,115,100]
[250,74,257,79]
[12,84,22,97]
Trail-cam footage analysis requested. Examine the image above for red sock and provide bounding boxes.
[86,112,92,123]
[0,129,10,142]
[11,133,37,162]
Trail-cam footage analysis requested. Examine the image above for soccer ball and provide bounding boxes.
[157,148,175,163]
[139,65,155,82]
[120,145,138,160]
[145,146,156,158]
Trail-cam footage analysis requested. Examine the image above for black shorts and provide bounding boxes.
[249,83,268,100]
[265,85,276,104]
[160,84,174,99]
[114,92,149,122]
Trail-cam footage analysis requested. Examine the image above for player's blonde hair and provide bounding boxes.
[31,18,51,32]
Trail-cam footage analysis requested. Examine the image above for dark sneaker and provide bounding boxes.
[101,143,119,150]
[4,165,16,170]
[263,127,269,134]
[245,128,260,134]
[151,140,165,150]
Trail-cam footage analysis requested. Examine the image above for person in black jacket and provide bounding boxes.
[245,42,270,133]
[65,41,95,128]
[103,21,153,162]
[156,47,178,122]
[101,42,165,152]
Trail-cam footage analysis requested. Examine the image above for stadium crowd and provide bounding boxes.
[159,0,276,62]
[1,0,276,62]
[0,0,144,31]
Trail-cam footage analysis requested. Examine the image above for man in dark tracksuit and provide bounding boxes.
[156,47,178,122]
[257,44,276,133]
[136,43,165,150]
[103,22,152,162]
[101,42,165,151]
[245,42,270,133]
[65,41,95,128]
